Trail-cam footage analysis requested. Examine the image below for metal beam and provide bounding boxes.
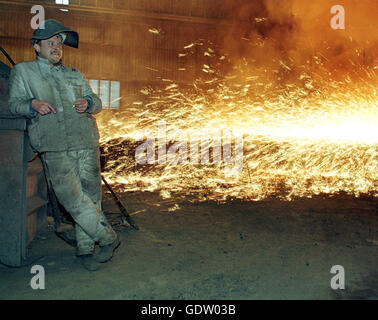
[0,0,221,25]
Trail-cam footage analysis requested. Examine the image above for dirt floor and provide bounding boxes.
[0,190,377,300]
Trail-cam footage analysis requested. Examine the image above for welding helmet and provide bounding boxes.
[31,19,79,48]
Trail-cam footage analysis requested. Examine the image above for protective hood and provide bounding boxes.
[31,19,79,48]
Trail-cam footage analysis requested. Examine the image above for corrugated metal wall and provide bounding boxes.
[0,0,221,107]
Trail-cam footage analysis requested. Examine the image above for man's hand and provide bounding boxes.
[31,99,56,115]
[73,98,88,113]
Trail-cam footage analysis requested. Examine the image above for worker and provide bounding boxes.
[8,19,120,271]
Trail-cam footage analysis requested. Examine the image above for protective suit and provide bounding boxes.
[8,20,117,260]
[9,57,101,151]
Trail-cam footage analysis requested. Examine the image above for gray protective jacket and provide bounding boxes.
[8,57,102,152]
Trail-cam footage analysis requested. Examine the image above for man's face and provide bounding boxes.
[33,35,63,65]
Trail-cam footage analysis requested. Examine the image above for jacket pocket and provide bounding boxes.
[27,120,42,151]
[88,115,100,142]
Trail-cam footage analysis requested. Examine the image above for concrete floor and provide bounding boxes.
[0,191,377,300]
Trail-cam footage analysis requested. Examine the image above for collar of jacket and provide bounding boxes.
[36,56,64,72]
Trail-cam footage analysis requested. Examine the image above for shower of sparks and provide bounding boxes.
[97,43,378,202]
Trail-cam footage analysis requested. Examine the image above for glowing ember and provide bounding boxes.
[148,28,161,35]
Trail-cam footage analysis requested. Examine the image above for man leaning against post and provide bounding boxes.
[8,19,120,271]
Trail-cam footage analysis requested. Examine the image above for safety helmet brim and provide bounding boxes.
[31,19,79,48]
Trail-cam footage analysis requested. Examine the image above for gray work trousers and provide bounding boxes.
[42,148,116,255]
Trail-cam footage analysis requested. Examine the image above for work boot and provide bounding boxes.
[77,254,99,271]
[96,236,121,263]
